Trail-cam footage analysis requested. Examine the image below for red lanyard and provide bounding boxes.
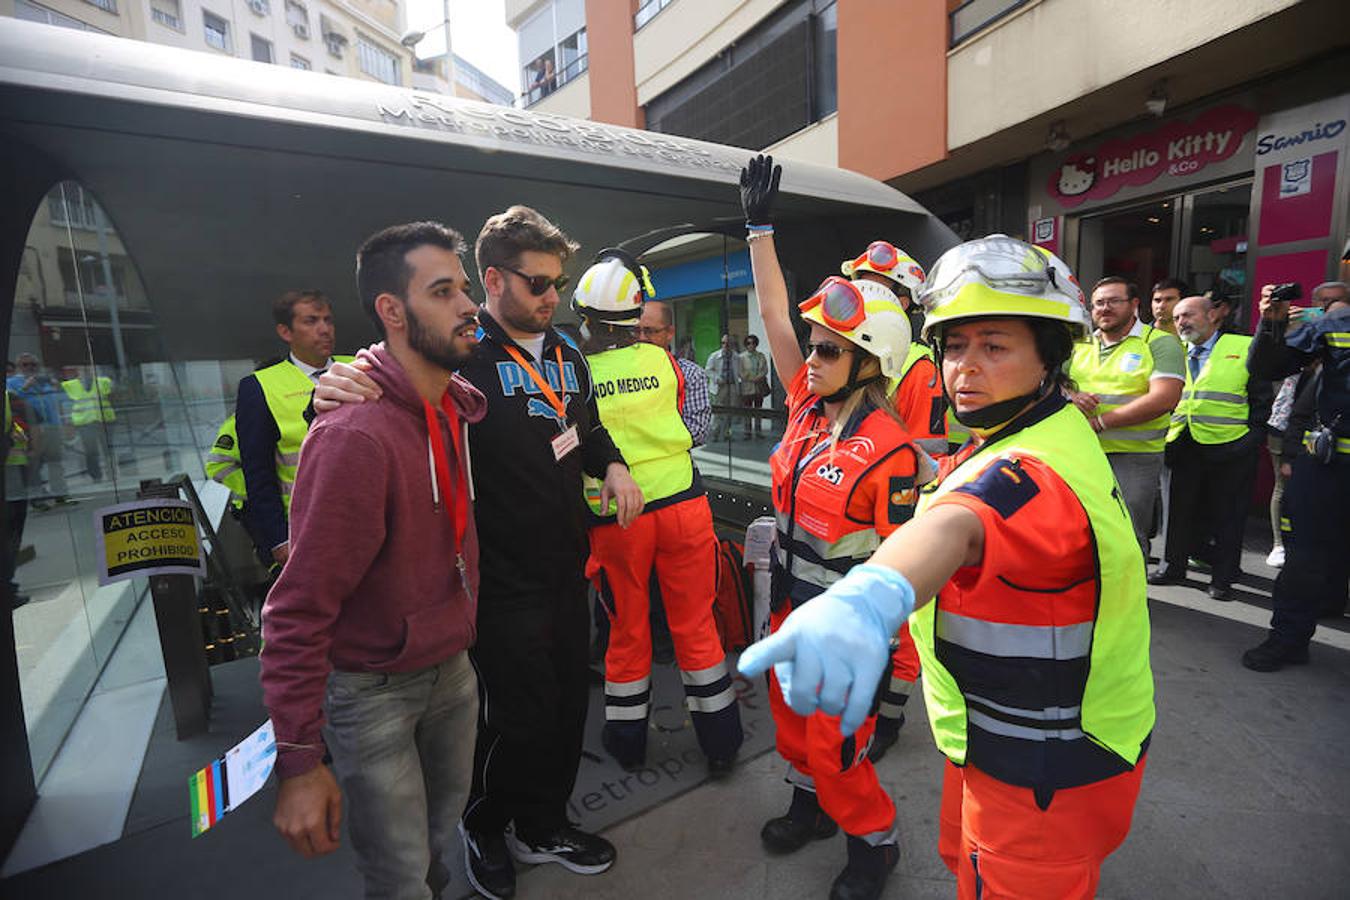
[503,344,568,421]
[423,394,468,558]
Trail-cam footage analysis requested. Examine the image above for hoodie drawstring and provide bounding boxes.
[423,396,469,593]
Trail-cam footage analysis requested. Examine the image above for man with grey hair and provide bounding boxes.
[1243,280,1350,671]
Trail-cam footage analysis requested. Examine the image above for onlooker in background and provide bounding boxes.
[1068,277,1184,559]
[1264,372,1303,567]
[738,334,770,438]
[1150,277,1188,335]
[1150,296,1272,600]
[6,352,70,509]
[261,221,485,899]
[60,365,116,482]
[1242,281,1350,671]
[705,333,740,442]
[639,300,710,446]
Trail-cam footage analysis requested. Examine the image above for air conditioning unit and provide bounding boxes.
[293,22,310,39]
[247,0,267,15]
[324,35,344,58]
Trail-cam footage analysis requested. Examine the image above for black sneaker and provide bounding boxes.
[459,821,516,899]
[761,787,838,854]
[867,713,904,764]
[507,824,615,875]
[1241,637,1310,672]
[830,835,899,900]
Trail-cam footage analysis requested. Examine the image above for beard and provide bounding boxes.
[407,303,475,371]
[498,281,552,334]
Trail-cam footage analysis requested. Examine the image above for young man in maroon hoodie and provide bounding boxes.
[260,221,485,900]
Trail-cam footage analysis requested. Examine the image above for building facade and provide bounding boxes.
[507,0,1350,322]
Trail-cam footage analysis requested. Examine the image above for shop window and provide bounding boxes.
[1185,183,1251,302]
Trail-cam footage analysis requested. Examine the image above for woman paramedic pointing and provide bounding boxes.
[740,154,928,900]
[740,172,1156,897]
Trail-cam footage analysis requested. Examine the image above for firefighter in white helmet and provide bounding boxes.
[575,248,745,779]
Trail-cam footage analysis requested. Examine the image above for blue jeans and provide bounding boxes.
[323,652,478,900]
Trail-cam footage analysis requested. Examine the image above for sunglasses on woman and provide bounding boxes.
[805,341,854,361]
[496,265,570,296]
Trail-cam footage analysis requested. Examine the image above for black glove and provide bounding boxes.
[739,153,782,227]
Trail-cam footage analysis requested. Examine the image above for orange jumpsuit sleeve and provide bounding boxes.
[848,440,921,539]
[892,356,946,444]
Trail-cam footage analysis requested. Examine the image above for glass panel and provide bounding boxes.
[251,34,273,64]
[1183,182,1251,303]
[523,48,557,105]
[811,2,837,119]
[203,11,229,52]
[1075,199,1174,295]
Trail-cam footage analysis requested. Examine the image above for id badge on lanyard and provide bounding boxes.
[504,344,578,462]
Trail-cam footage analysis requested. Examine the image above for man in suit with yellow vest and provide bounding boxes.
[234,289,346,568]
[1150,295,1272,600]
[60,366,117,482]
[1068,277,1184,558]
[573,248,744,778]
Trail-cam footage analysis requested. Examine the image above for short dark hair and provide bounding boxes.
[272,290,330,328]
[475,205,578,275]
[1091,276,1139,302]
[1152,277,1189,297]
[356,221,468,337]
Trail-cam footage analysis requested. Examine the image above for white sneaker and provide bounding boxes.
[1266,547,1285,568]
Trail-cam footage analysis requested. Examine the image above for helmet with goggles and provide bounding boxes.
[841,240,926,295]
[799,276,912,379]
[916,235,1087,342]
[572,247,655,324]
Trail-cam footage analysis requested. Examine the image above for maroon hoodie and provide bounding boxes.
[260,344,485,779]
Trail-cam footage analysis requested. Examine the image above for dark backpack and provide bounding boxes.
[712,539,754,652]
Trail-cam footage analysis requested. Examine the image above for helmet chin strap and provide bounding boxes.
[949,372,1055,430]
[820,351,882,403]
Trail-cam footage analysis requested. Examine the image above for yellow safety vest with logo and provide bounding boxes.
[5,392,29,468]
[583,342,693,517]
[205,415,247,509]
[1167,333,1252,445]
[1070,324,1179,454]
[885,342,935,392]
[908,403,1155,779]
[60,376,115,426]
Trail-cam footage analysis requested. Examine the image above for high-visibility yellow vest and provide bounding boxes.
[1070,324,1180,454]
[230,356,352,513]
[5,392,28,467]
[205,414,247,509]
[60,376,115,426]
[945,408,971,449]
[1167,333,1252,446]
[909,403,1155,781]
[583,342,693,517]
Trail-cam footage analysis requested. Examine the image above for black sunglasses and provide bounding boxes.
[806,342,854,361]
[496,265,569,297]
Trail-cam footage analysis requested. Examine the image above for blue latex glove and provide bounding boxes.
[738,563,916,736]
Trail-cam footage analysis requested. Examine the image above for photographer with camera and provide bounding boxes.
[1241,280,1350,671]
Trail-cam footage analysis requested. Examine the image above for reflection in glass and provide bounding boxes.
[1185,182,1251,302]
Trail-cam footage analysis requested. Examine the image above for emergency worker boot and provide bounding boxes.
[867,712,904,764]
[829,834,899,900]
[760,786,838,854]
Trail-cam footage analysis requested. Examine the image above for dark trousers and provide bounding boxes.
[463,577,590,839]
[4,498,26,595]
[1163,432,1257,587]
[1269,454,1350,646]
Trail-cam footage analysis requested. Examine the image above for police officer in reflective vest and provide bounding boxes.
[574,249,744,778]
[1068,276,1184,558]
[1149,295,1272,600]
[742,235,1156,900]
[840,240,936,763]
[60,367,115,482]
[1243,281,1350,670]
[743,155,928,900]
[223,289,349,567]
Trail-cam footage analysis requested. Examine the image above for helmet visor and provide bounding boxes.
[921,236,1054,307]
[800,276,866,332]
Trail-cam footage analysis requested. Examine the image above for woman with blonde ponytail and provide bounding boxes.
[741,154,925,900]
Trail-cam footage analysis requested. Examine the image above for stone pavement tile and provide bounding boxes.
[1097,800,1225,899]
[517,847,770,900]
[1248,732,1350,821]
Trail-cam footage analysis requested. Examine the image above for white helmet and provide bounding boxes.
[799,276,912,379]
[572,249,653,323]
[841,240,926,295]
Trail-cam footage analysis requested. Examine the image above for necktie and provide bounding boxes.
[1187,349,1201,382]
[311,368,327,386]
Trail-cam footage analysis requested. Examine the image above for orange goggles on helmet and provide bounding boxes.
[850,241,902,275]
[799,276,866,331]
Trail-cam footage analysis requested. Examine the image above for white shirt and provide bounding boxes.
[290,353,335,386]
[516,334,546,364]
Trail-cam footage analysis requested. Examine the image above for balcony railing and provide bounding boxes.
[634,0,674,32]
[949,0,1029,47]
[523,54,587,108]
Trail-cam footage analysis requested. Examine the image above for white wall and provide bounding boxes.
[764,112,837,168]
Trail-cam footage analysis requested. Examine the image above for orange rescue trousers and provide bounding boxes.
[938,757,1147,899]
[767,604,896,840]
[588,496,742,765]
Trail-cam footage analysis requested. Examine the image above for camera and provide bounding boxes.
[1270,282,1302,303]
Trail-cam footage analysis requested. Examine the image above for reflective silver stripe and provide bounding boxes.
[915,436,948,455]
[965,692,1080,721]
[206,452,237,464]
[685,687,736,713]
[968,708,1084,742]
[786,556,846,590]
[1189,390,1246,403]
[1098,427,1168,442]
[857,824,899,848]
[208,462,242,480]
[1185,414,1246,426]
[785,766,816,792]
[680,661,728,687]
[1094,393,1142,405]
[605,677,651,697]
[605,703,649,721]
[278,450,302,466]
[782,526,879,562]
[879,701,905,718]
[936,610,1092,660]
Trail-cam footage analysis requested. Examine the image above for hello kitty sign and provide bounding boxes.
[1047,105,1258,208]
